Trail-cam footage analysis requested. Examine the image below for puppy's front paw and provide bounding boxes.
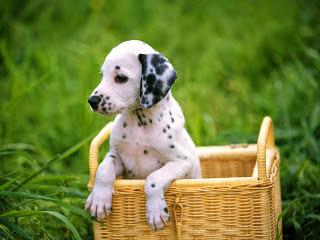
[146,197,170,231]
[85,187,114,220]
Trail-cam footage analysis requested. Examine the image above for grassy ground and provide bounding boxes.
[1,0,319,239]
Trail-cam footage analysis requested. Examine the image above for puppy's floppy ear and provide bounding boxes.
[138,53,177,109]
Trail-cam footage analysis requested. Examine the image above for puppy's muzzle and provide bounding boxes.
[88,96,101,110]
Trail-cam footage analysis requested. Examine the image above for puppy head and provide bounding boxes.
[88,40,177,116]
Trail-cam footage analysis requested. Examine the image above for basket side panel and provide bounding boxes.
[198,146,257,178]
[174,186,274,240]
[200,157,256,178]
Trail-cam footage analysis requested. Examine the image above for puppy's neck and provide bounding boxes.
[126,92,175,127]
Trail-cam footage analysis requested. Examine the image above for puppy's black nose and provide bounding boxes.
[88,96,101,110]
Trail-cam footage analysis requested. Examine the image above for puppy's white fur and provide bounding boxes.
[85,40,201,231]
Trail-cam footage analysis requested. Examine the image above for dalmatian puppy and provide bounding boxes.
[85,40,202,231]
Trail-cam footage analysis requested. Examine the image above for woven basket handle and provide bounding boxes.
[257,116,275,180]
[87,122,113,191]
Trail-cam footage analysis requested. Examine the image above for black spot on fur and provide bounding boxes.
[99,94,103,97]
[138,122,141,127]
[141,96,147,104]
[168,135,172,139]
[142,113,145,118]
[164,207,168,213]
[110,207,112,212]
[101,100,106,106]
[136,109,145,126]
[152,80,164,96]
[170,145,175,148]
[160,113,163,117]
[169,111,172,116]
[167,124,170,129]
[167,96,169,101]
[171,117,174,123]
[168,70,177,86]
[110,155,116,158]
[149,119,153,123]
[122,134,126,139]
[128,170,131,174]
[108,107,111,110]
[139,54,148,75]
[102,107,106,112]
[95,91,98,94]
[151,183,155,188]
[123,122,127,128]
[115,65,120,70]
[161,197,165,200]
[106,96,110,100]
[163,128,166,133]
[151,54,167,67]
[108,102,112,106]
[146,74,156,86]
[152,96,161,106]
[156,64,168,75]
[144,150,148,154]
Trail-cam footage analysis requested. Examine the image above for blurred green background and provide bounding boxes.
[1,0,319,239]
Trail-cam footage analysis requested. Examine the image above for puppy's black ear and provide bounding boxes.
[138,53,177,109]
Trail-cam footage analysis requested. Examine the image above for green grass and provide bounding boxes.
[1,0,320,239]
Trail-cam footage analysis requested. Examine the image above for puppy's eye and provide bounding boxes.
[115,74,128,84]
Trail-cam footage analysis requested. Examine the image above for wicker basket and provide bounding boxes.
[87,116,282,240]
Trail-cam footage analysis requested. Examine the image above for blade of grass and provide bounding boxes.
[44,211,82,240]
[0,143,38,153]
[276,203,290,240]
[0,216,32,240]
[23,184,86,198]
[1,197,53,214]
[0,227,15,240]
[0,175,23,191]
[17,132,96,189]
[0,170,23,180]
[29,174,87,184]
[1,210,82,240]
[303,214,320,220]
[1,210,45,218]
[0,191,108,227]
[15,155,60,189]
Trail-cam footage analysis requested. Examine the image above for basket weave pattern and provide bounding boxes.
[88,117,282,240]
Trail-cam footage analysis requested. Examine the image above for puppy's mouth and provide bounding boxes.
[91,105,123,117]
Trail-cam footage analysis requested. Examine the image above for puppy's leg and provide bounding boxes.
[145,160,192,231]
[85,152,123,220]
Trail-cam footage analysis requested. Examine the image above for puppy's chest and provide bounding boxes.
[118,141,165,179]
